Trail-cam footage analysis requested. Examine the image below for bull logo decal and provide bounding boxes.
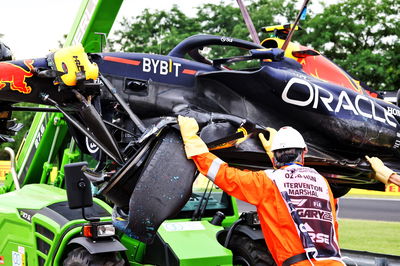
[0,59,34,94]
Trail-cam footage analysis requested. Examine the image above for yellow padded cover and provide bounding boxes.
[53,44,99,86]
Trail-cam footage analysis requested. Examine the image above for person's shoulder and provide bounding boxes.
[296,166,323,176]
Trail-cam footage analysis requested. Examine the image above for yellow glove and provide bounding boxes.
[178,116,209,158]
[259,127,277,161]
[365,155,395,185]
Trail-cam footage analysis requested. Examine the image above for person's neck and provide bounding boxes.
[280,162,303,168]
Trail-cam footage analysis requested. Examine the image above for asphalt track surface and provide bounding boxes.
[237,197,400,222]
[337,197,400,222]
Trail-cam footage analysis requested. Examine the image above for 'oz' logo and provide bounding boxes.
[86,137,99,154]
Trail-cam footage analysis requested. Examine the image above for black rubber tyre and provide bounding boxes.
[63,247,125,266]
[228,234,276,266]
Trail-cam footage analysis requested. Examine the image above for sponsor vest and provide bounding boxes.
[266,165,341,260]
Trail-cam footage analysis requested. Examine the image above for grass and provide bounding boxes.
[340,189,400,256]
[338,218,400,256]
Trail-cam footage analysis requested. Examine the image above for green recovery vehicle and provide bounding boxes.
[0,157,257,265]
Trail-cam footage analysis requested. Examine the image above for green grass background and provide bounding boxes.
[339,219,400,255]
[338,190,400,256]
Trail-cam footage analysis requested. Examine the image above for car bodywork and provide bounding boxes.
[0,31,399,243]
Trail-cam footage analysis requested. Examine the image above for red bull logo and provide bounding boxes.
[0,59,34,94]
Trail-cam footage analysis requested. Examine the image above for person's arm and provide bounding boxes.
[365,156,400,186]
[191,152,272,205]
[178,116,273,205]
[388,173,400,187]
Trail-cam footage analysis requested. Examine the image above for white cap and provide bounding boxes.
[271,126,307,151]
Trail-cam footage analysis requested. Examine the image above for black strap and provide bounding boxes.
[206,131,244,149]
[282,252,314,266]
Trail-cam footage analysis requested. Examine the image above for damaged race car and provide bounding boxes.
[0,7,399,263]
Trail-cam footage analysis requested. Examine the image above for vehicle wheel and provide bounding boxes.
[228,234,276,266]
[63,247,125,266]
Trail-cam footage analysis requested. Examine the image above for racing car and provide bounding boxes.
[0,25,399,243]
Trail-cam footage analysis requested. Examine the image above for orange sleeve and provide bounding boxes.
[333,198,339,241]
[192,153,274,205]
[326,179,340,241]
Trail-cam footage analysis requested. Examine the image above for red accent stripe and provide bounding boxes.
[182,69,197,75]
[104,56,141,66]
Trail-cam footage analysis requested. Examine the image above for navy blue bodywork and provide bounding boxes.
[90,36,400,186]
[1,35,399,185]
[1,34,399,243]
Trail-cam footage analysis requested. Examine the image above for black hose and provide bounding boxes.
[192,176,209,221]
[224,218,244,248]
[199,185,213,218]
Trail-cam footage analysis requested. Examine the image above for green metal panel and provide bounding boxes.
[20,114,69,186]
[15,113,48,182]
[158,220,232,265]
[0,184,66,209]
[119,234,147,265]
[65,0,124,52]
[0,184,67,265]
[0,183,114,265]
[0,210,35,265]
[52,225,83,265]
[32,213,64,265]
[52,202,114,265]
[14,113,68,189]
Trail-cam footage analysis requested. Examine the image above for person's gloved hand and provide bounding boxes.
[365,155,395,185]
[178,115,209,158]
[259,127,277,161]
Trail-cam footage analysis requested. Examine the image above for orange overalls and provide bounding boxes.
[192,152,345,266]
